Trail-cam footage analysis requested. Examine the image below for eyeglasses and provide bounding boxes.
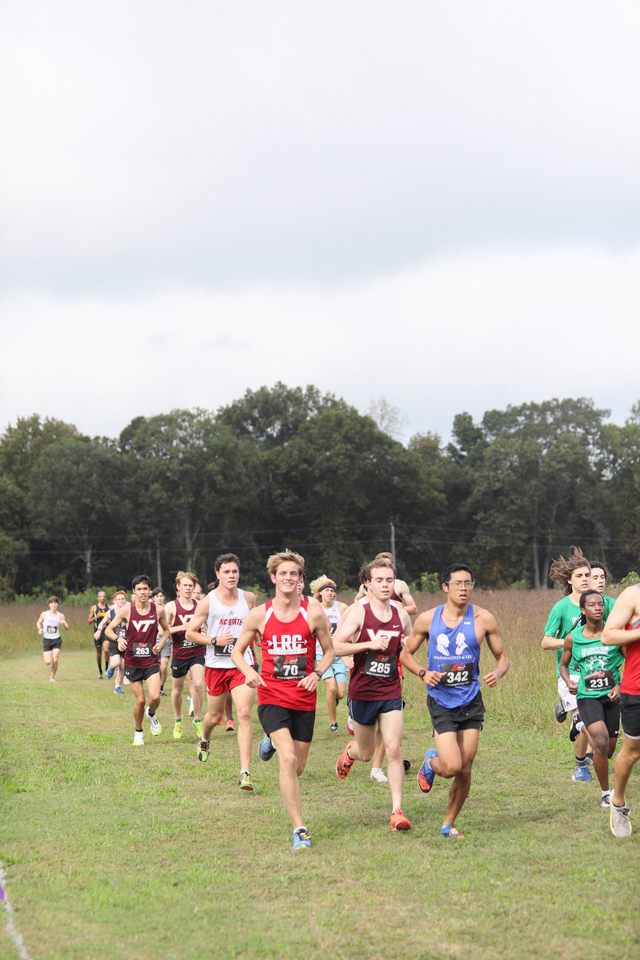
[449,580,475,589]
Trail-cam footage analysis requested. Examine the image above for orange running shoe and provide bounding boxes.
[389,808,412,831]
[336,743,355,780]
[225,719,235,732]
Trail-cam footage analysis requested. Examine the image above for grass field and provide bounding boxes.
[1,592,639,960]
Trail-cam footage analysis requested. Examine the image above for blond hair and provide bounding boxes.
[174,570,199,587]
[361,557,395,583]
[310,575,337,599]
[266,550,305,577]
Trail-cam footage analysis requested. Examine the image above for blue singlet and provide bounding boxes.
[427,603,480,708]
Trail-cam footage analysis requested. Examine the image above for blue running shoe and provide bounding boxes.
[106,666,115,679]
[292,827,311,851]
[114,685,124,695]
[259,736,276,761]
[572,763,593,782]
[417,748,438,794]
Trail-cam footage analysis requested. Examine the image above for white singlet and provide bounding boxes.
[204,589,254,669]
[41,611,63,639]
[316,600,341,658]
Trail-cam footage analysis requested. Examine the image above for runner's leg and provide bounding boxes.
[231,682,255,772]
[378,709,405,811]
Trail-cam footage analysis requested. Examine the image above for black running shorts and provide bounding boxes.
[124,665,160,683]
[577,695,620,738]
[620,693,640,739]
[171,656,205,679]
[427,691,485,734]
[258,704,315,743]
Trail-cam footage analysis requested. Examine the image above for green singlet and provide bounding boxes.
[543,594,615,678]
[569,622,624,698]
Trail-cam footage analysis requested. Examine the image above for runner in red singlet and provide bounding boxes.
[164,571,204,741]
[333,557,413,831]
[602,583,640,838]
[106,575,170,746]
[232,550,333,851]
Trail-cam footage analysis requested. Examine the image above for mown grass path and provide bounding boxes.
[2,630,639,959]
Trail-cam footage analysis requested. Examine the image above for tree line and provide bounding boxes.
[1,383,639,598]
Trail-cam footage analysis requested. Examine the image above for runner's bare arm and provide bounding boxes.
[231,607,266,687]
[153,606,171,651]
[481,610,510,686]
[400,610,442,684]
[298,608,334,691]
[87,604,96,625]
[559,635,576,692]
[61,615,70,629]
[331,604,390,656]
[602,586,640,646]
[36,612,44,634]
[396,579,418,616]
[184,597,212,646]
[541,633,564,651]
[106,602,131,649]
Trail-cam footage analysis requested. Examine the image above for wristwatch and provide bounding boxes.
[418,669,426,679]
[315,669,323,679]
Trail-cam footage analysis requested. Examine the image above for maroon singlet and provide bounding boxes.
[171,598,200,661]
[348,601,403,701]
[123,600,160,669]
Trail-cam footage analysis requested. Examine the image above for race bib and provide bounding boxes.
[46,625,57,635]
[584,669,615,692]
[273,655,307,680]
[363,652,397,678]
[183,639,198,649]
[441,664,474,686]
[116,623,127,639]
[133,641,151,658]
[214,639,237,657]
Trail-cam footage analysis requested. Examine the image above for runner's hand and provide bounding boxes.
[609,684,620,702]
[423,669,445,687]
[567,679,578,694]
[245,667,266,688]
[483,670,503,688]
[297,673,318,691]
[369,634,390,652]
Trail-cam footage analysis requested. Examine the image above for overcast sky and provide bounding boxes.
[1,1,639,444]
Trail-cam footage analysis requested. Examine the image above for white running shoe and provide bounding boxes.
[610,795,632,838]
[370,767,388,783]
[123,676,130,685]
[145,706,162,736]
[133,731,144,746]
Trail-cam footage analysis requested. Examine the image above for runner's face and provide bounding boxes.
[49,601,59,610]
[114,593,127,607]
[177,577,195,601]
[217,563,239,590]
[98,593,106,603]
[582,593,604,623]
[272,563,301,594]
[193,585,203,601]
[569,566,591,594]
[134,583,151,603]
[367,568,394,601]
[319,586,336,606]
[590,568,606,593]
[443,573,474,604]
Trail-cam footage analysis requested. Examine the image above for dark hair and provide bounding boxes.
[214,553,240,573]
[441,564,474,585]
[48,595,60,604]
[579,589,604,624]
[150,587,164,598]
[589,560,609,579]
[131,574,151,589]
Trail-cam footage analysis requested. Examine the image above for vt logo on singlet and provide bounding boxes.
[177,614,193,625]
[365,629,401,644]
[132,619,155,632]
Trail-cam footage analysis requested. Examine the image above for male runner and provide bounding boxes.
[402,564,509,840]
[310,575,349,732]
[164,572,203,740]
[186,554,256,788]
[560,590,623,808]
[231,550,333,849]
[98,588,128,694]
[541,548,605,780]
[106,575,170,745]
[87,590,110,679]
[602,582,640,838]
[151,587,170,696]
[37,596,69,682]
[354,552,418,614]
[333,557,413,831]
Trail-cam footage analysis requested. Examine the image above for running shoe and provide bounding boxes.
[225,719,235,732]
[192,719,203,739]
[197,739,210,762]
[106,666,115,679]
[346,714,354,735]
[554,699,567,723]
[173,720,183,740]
[123,676,130,685]
[336,743,355,780]
[292,827,312,851]
[114,685,124,695]
[600,793,611,809]
[188,700,194,716]
[98,673,103,680]
[610,797,632,839]
[440,824,464,840]
[258,736,276,761]
[403,759,411,774]
[389,808,411,831]
[569,714,584,742]
[572,763,592,782]
[417,748,438,794]
[238,770,254,791]
[145,706,162,736]
[133,731,144,747]
[329,722,339,732]
[370,767,387,783]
